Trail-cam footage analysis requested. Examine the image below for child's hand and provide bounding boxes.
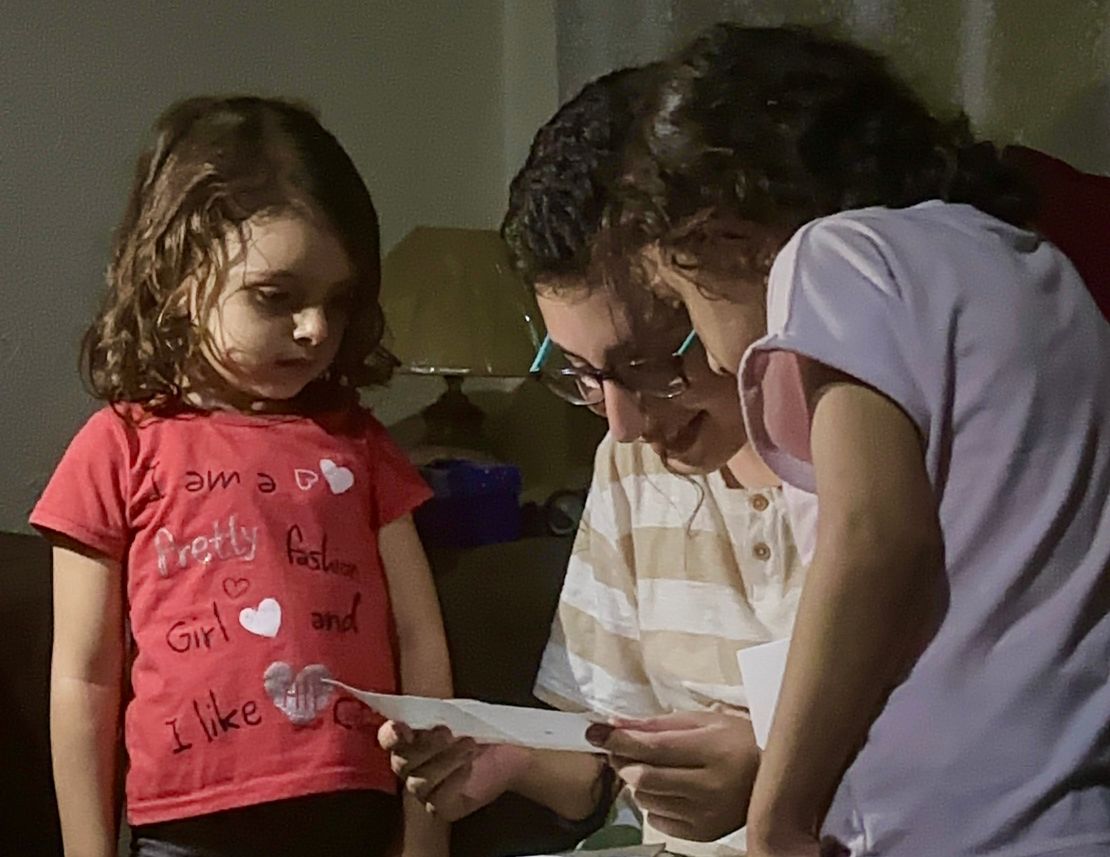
[378,720,531,820]
[587,708,759,842]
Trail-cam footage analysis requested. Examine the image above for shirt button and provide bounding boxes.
[750,494,769,512]
[753,542,771,560]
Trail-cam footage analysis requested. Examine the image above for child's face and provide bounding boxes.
[198,212,355,403]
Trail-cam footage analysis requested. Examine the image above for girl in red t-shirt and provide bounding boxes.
[32,97,451,857]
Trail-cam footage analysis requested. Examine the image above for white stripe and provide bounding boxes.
[560,553,641,640]
[535,642,662,718]
[638,578,773,640]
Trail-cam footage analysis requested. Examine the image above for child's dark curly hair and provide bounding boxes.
[597,24,1036,294]
[84,95,396,412]
[501,65,660,292]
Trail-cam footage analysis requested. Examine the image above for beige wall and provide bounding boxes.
[556,0,1110,174]
[0,1,570,531]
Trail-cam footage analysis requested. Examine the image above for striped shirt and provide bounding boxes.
[535,433,806,856]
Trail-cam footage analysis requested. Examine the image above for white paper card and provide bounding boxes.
[736,637,791,749]
[325,680,601,752]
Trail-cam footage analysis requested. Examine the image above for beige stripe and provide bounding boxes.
[532,683,587,714]
[625,526,749,583]
[637,627,749,690]
[571,521,637,600]
[554,601,653,689]
[602,435,672,481]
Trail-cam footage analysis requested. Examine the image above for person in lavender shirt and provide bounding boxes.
[592,23,1110,857]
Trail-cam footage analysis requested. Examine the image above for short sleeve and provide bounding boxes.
[534,435,658,717]
[740,215,931,493]
[29,407,133,561]
[362,414,433,528]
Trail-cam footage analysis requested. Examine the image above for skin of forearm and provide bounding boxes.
[511,748,610,821]
[396,630,453,854]
[51,675,122,857]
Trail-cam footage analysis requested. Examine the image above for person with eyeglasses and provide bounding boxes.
[379,67,808,856]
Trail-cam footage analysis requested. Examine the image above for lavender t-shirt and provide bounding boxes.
[741,202,1110,856]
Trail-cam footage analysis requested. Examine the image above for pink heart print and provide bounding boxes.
[222,577,250,599]
[263,662,334,725]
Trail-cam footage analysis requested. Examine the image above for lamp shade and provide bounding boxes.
[381,227,543,377]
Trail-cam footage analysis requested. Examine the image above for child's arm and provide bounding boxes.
[379,514,453,857]
[746,376,944,856]
[49,539,126,857]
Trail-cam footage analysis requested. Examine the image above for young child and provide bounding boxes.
[31,96,451,857]
[594,25,1110,857]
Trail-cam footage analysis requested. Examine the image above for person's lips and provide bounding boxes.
[648,411,706,458]
[275,355,314,369]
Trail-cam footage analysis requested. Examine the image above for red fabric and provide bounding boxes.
[1004,145,1110,320]
[32,406,431,824]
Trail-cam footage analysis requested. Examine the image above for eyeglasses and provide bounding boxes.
[529,329,699,407]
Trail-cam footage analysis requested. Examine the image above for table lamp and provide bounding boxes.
[380,226,544,450]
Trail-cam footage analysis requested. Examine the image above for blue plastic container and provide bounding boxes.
[414,459,522,548]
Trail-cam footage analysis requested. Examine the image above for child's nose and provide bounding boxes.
[293,307,328,347]
[603,382,644,442]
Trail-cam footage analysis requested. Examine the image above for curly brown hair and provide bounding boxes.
[595,24,1036,296]
[501,65,660,292]
[84,95,395,412]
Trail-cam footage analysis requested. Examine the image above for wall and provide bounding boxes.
[0,1,577,532]
[555,0,1110,174]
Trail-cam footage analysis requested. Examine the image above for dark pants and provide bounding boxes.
[130,790,401,857]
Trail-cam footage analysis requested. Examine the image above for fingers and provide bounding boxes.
[400,740,479,803]
[609,755,706,798]
[391,727,476,781]
[608,710,717,732]
[377,719,413,751]
[643,811,703,842]
[593,724,707,767]
[420,757,485,821]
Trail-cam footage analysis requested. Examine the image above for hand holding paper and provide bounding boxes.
[325,679,601,752]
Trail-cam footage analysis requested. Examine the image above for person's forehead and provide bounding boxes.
[535,282,684,363]
[536,287,627,352]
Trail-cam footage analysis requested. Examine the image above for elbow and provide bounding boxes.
[821,505,943,576]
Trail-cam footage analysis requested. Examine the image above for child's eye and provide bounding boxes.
[249,286,293,309]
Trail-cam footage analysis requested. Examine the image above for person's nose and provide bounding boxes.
[602,382,644,442]
[293,306,329,347]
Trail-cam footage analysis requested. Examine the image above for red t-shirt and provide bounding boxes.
[31,405,432,825]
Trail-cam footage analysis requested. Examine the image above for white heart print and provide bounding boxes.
[264,662,333,725]
[319,458,354,494]
[239,597,282,638]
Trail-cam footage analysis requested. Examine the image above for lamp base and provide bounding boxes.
[420,375,488,451]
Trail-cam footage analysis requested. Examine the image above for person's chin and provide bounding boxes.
[657,454,713,476]
[647,412,711,473]
[242,377,312,403]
